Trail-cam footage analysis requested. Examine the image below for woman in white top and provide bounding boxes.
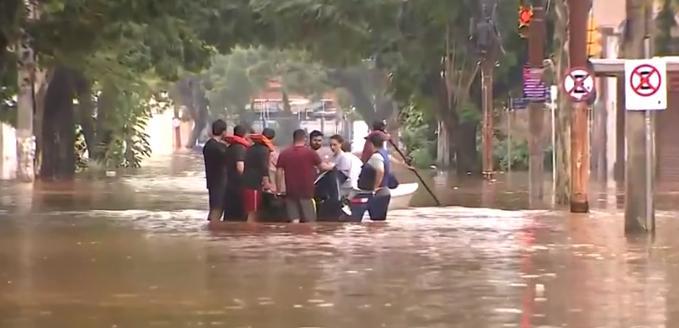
[328,135,360,196]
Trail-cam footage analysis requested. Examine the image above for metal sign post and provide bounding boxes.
[624,55,666,233]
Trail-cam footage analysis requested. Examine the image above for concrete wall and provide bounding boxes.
[0,110,176,180]
[0,123,17,180]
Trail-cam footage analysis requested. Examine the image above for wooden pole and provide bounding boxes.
[567,0,590,213]
[527,0,546,202]
[624,0,655,233]
[481,58,494,178]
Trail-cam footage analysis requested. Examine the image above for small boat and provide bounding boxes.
[362,182,418,212]
[258,169,419,223]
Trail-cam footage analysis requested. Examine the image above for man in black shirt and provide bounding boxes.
[223,124,250,221]
[202,119,229,221]
[242,128,276,223]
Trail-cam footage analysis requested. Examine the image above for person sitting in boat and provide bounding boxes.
[357,132,393,221]
[361,120,391,163]
[242,128,276,223]
[328,134,356,197]
[342,141,363,191]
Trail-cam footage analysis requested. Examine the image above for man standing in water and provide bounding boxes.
[202,119,229,221]
[309,130,324,151]
[359,132,392,221]
[276,129,334,222]
[242,128,276,223]
[223,125,249,221]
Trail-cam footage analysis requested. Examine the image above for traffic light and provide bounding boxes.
[518,6,533,38]
[586,17,602,57]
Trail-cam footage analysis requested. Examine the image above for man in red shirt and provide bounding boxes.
[276,129,334,222]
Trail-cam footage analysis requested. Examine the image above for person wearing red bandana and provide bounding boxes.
[222,125,250,221]
[242,128,276,223]
[360,120,391,163]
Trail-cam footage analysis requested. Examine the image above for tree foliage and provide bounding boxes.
[0,0,534,177]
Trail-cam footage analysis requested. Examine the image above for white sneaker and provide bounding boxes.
[341,204,352,216]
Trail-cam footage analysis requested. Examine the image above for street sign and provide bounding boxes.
[510,97,528,110]
[624,59,667,110]
[522,66,547,101]
[562,67,595,102]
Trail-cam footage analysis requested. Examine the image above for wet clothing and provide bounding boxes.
[360,130,390,163]
[223,135,249,221]
[203,138,228,212]
[329,151,353,189]
[285,198,317,222]
[223,135,249,189]
[242,137,273,190]
[358,148,392,221]
[242,189,262,213]
[277,145,322,199]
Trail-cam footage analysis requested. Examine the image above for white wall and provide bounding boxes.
[0,123,17,180]
[145,110,174,157]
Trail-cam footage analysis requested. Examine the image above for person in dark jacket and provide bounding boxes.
[360,120,391,163]
[222,125,249,221]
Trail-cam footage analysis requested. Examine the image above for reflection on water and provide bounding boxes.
[0,154,677,327]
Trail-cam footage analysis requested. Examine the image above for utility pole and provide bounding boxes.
[624,0,655,233]
[478,1,497,179]
[567,0,590,213]
[15,0,39,183]
[526,0,546,201]
[481,57,494,179]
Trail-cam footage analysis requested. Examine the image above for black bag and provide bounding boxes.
[357,165,376,190]
[387,173,399,189]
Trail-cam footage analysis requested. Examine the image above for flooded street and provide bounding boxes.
[1,154,678,327]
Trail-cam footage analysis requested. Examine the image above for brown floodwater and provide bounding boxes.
[0,154,678,328]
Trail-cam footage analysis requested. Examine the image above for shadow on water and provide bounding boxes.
[1,154,679,327]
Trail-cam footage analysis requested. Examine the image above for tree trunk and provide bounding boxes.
[185,83,209,148]
[455,121,480,175]
[277,90,300,145]
[93,83,117,162]
[329,69,393,123]
[77,84,96,156]
[15,19,37,182]
[40,67,76,180]
[553,0,571,204]
[429,70,480,176]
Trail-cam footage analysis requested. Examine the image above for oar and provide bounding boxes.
[388,139,442,206]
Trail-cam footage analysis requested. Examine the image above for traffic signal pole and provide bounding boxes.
[527,0,546,203]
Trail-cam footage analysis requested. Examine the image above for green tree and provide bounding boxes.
[1,0,256,177]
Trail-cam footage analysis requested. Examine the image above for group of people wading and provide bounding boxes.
[203,119,396,223]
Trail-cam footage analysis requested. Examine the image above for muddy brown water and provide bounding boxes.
[1,154,678,327]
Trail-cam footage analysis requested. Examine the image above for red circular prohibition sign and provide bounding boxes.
[630,64,661,97]
[564,70,591,96]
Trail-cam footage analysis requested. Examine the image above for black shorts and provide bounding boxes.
[208,187,225,209]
